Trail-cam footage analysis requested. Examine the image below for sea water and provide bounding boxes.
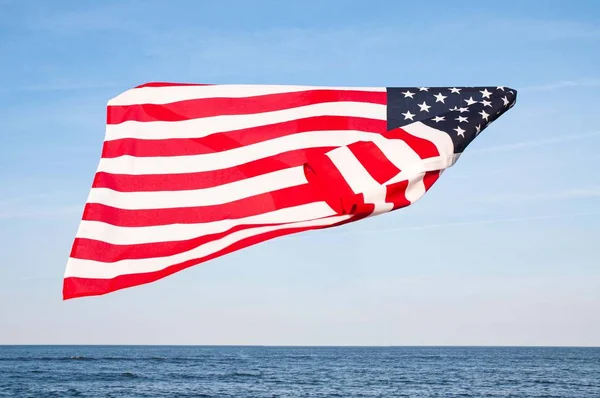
[0,345,598,397]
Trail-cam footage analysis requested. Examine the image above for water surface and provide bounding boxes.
[1,346,598,397]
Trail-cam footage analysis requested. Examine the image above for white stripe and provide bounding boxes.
[404,172,427,203]
[364,189,394,214]
[77,202,336,245]
[371,137,423,173]
[327,146,382,194]
[65,214,351,278]
[382,122,462,186]
[108,84,386,106]
[325,145,394,215]
[89,167,305,210]
[105,102,386,141]
[401,122,457,168]
[99,131,403,175]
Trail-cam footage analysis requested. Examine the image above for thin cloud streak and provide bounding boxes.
[520,79,600,92]
[286,212,600,240]
[473,188,600,205]
[471,131,600,154]
[0,205,82,220]
[18,82,119,92]
[381,212,600,233]
[0,191,73,206]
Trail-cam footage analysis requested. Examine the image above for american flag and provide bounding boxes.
[63,83,517,299]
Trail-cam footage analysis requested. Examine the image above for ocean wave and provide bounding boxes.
[0,356,173,362]
[70,356,91,361]
[230,370,263,378]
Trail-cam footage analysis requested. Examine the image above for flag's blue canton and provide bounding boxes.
[386,87,517,154]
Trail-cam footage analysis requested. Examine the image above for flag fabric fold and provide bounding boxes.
[63,83,517,299]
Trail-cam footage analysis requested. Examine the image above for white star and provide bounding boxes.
[454,126,466,137]
[480,88,492,98]
[432,116,445,123]
[458,107,469,113]
[402,110,415,121]
[479,110,490,120]
[480,100,492,107]
[419,87,429,91]
[450,87,461,94]
[402,90,415,98]
[434,92,447,103]
[418,101,431,112]
[496,86,505,91]
[464,97,477,106]
[475,124,481,135]
[502,96,510,106]
[450,106,458,111]
[455,116,468,123]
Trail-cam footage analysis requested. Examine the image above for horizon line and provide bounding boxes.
[2,344,599,348]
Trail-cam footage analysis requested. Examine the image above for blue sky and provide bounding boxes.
[0,0,599,345]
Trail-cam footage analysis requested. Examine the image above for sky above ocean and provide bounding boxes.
[0,0,598,345]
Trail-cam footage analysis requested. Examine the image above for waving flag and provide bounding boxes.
[63,83,517,299]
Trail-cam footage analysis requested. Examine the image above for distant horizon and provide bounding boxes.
[3,344,600,348]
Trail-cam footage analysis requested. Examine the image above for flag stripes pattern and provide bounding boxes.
[63,82,516,299]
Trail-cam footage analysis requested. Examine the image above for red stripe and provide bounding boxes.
[303,152,356,215]
[83,184,318,227]
[384,171,440,212]
[383,127,440,159]
[63,217,353,300]
[93,148,334,192]
[101,116,386,158]
[72,216,317,262]
[385,180,411,211]
[134,82,213,88]
[108,89,386,124]
[423,170,441,191]
[347,141,401,185]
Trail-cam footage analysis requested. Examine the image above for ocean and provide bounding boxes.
[0,346,598,397]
